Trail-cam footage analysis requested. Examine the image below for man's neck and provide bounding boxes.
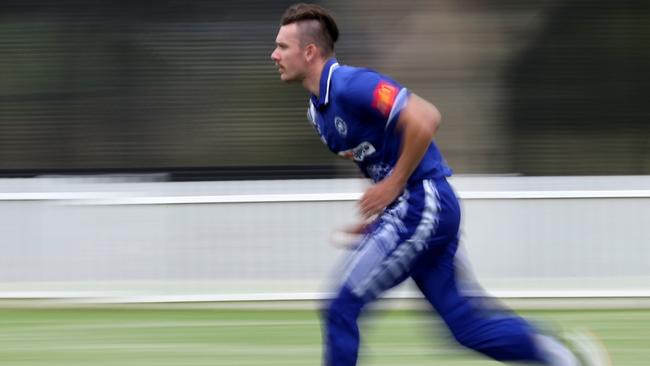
[302,58,328,97]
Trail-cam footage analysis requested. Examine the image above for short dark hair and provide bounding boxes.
[281,3,339,56]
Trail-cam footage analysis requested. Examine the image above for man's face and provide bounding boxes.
[271,23,308,82]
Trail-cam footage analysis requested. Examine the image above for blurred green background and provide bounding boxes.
[1,307,648,365]
[1,0,649,179]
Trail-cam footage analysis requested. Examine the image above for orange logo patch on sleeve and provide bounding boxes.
[371,81,398,117]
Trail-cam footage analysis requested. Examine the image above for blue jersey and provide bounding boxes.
[307,58,452,184]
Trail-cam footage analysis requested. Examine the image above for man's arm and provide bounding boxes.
[358,93,441,218]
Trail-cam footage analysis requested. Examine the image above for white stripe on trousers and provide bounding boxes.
[342,180,441,300]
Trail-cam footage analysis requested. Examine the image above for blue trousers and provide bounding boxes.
[323,178,545,365]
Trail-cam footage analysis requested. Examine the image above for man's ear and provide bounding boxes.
[305,43,318,62]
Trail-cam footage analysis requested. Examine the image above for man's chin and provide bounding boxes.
[279,72,301,83]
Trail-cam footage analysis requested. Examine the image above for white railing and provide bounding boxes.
[1,176,649,304]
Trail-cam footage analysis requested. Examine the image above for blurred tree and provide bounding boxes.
[507,0,650,175]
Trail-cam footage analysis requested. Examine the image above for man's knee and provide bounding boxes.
[323,287,364,325]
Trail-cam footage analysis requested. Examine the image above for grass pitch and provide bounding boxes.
[0,306,648,365]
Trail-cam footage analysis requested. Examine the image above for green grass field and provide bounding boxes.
[0,306,648,365]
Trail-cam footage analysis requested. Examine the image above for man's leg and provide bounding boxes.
[323,285,368,366]
[405,177,578,364]
[323,180,442,366]
[412,241,578,364]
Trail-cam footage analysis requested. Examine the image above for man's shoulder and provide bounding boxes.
[333,65,383,88]
[331,65,403,116]
[331,66,385,104]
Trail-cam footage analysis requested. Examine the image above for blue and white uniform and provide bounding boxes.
[307,59,451,184]
[310,59,564,366]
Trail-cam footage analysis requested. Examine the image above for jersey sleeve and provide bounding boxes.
[339,70,410,130]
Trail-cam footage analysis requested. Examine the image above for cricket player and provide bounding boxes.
[271,3,609,365]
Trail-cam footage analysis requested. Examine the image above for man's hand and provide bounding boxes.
[330,219,375,249]
[358,177,403,219]
[341,221,372,235]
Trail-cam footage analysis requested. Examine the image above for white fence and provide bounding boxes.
[1,176,649,303]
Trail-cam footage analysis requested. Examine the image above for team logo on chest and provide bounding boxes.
[334,116,348,137]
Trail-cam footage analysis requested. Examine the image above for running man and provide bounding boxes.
[271,3,608,365]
